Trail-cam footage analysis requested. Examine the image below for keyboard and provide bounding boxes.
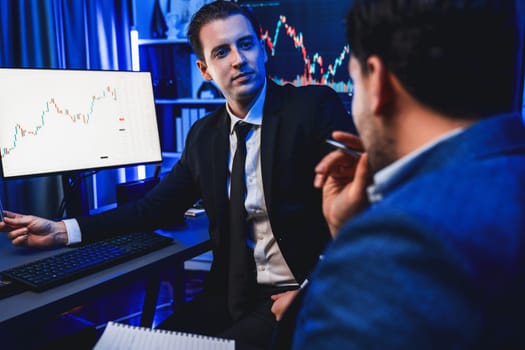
[1,231,173,291]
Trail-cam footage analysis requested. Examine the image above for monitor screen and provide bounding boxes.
[0,68,162,179]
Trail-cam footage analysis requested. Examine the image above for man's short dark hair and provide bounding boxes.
[346,0,520,118]
[187,0,261,61]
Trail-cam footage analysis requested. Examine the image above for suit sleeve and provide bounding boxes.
[291,212,482,349]
[75,133,201,242]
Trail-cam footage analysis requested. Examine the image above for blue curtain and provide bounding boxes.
[0,0,133,218]
[518,0,525,118]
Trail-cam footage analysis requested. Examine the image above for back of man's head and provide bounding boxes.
[346,0,520,119]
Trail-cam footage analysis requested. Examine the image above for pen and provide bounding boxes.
[325,139,363,158]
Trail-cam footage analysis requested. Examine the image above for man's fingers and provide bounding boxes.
[11,233,28,246]
[351,153,370,191]
[4,214,33,228]
[314,172,326,189]
[6,227,29,241]
[316,150,346,173]
[332,131,364,152]
[316,151,356,177]
[2,210,21,219]
[315,149,359,189]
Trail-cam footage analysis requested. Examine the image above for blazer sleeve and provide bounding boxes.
[75,137,202,242]
[292,212,482,349]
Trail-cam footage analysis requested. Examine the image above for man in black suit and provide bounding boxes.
[0,1,352,348]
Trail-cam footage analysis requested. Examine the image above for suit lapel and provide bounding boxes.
[210,108,231,244]
[260,81,284,212]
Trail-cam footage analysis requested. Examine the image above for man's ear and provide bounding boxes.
[366,55,392,115]
[196,59,213,81]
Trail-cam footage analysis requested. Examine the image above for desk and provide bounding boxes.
[0,215,211,345]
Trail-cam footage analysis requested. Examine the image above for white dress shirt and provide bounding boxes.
[226,80,297,287]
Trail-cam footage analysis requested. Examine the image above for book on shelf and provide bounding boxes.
[177,107,210,153]
[176,117,184,152]
[190,107,199,126]
[94,321,235,350]
[181,107,191,148]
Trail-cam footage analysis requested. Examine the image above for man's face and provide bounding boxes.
[196,14,267,110]
[349,55,370,144]
[349,55,394,173]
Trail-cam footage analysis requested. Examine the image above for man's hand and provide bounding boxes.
[0,210,68,248]
[315,131,371,237]
[271,289,300,321]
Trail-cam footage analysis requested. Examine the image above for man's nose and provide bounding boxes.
[231,48,246,68]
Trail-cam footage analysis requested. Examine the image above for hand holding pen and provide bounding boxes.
[315,131,371,236]
[325,139,363,158]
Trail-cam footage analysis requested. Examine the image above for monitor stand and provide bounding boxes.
[60,172,90,218]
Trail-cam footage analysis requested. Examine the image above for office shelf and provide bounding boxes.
[138,38,189,45]
[155,98,225,105]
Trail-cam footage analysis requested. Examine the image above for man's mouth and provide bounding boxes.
[233,72,253,81]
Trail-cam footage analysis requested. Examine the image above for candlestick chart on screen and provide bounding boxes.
[0,69,161,178]
[246,0,353,95]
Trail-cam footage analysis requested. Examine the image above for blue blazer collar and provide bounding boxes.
[377,113,525,198]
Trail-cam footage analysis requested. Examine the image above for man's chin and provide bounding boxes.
[233,85,262,101]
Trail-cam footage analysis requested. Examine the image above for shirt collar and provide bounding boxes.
[367,127,465,203]
[227,79,266,134]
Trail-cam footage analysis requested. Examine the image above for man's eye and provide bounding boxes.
[239,41,254,50]
[214,48,228,58]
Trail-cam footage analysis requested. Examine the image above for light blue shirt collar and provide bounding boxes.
[367,128,465,203]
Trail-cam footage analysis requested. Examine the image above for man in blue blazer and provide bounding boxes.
[0,1,352,348]
[292,0,525,349]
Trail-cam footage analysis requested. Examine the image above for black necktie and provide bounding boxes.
[228,121,256,320]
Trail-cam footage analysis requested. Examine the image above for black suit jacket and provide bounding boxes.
[76,80,353,297]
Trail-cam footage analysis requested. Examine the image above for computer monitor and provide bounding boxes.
[0,68,162,179]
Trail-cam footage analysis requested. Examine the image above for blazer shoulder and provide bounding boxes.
[278,82,339,99]
[271,83,345,117]
[186,104,226,135]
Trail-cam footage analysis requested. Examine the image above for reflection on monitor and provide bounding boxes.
[0,68,162,179]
